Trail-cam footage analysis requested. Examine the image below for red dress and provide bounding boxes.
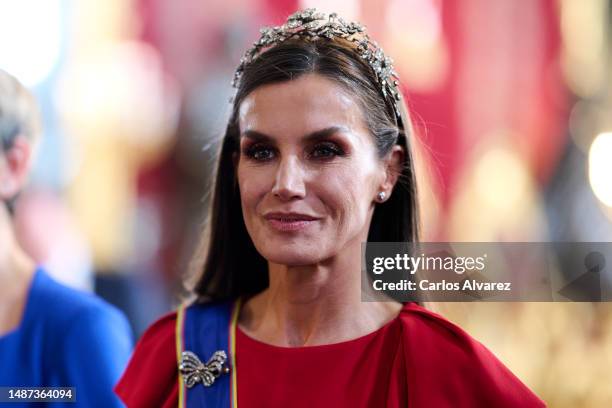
[115,303,545,407]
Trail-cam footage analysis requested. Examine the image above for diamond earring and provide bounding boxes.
[377,191,386,202]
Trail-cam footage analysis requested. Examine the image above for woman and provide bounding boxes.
[116,9,544,407]
[0,70,133,406]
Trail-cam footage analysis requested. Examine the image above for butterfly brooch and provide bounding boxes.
[179,350,230,388]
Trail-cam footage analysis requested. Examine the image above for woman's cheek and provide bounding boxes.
[319,176,361,224]
[239,170,269,204]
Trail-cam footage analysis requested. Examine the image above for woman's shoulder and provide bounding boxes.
[29,268,133,362]
[115,311,178,408]
[115,299,239,406]
[398,302,485,350]
[131,310,178,352]
[397,303,546,407]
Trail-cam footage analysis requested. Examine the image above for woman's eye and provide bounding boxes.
[310,143,343,159]
[244,145,275,161]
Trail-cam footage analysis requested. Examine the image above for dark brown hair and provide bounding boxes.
[190,39,420,302]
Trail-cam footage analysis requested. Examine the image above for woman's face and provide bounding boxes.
[237,74,387,266]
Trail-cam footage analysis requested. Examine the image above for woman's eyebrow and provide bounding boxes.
[241,126,350,142]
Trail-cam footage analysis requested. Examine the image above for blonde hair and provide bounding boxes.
[0,69,42,151]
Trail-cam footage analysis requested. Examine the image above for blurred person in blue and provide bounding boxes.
[0,69,133,407]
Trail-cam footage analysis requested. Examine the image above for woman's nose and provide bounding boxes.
[271,156,306,201]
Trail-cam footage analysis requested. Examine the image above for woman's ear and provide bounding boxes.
[380,145,405,197]
[0,136,33,200]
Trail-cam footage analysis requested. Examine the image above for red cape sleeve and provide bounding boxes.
[114,312,179,408]
[400,303,546,407]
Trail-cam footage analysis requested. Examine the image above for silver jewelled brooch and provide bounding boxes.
[179,350,231,388]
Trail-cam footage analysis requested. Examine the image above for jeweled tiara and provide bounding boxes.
[232,8,402,119]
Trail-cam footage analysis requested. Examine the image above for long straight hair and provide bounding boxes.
[190,39,420,302]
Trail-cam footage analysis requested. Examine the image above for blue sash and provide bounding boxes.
[176,300,240,408]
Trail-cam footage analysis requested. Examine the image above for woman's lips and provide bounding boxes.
[263,213,320,232]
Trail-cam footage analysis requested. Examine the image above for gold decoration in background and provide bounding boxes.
[56,0,179,271]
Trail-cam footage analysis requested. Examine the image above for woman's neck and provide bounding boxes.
[238,249,402,347]
[0,206,36,336]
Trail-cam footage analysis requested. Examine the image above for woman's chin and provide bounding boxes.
[258,246,326,267]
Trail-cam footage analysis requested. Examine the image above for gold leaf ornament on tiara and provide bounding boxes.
[232,8,402,119]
